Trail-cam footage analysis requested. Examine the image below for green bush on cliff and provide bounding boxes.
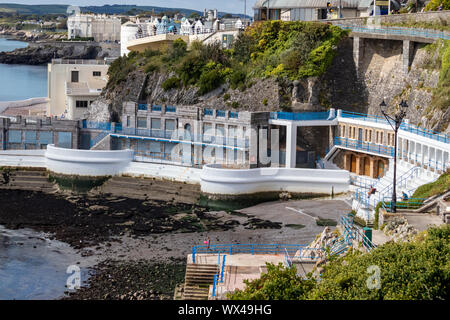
[106,21,349,96]
[228,224,450,300]
[425,0,450,11]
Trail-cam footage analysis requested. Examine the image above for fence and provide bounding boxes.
[191,244,322,264]
[333,136,394,157]
[340,111,450,144]
[335,24,450,41]
[270,111,332,121]
[340,215,376,252]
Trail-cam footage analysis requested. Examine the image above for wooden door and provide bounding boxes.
[364,157,371,176]
[351,155,357,173]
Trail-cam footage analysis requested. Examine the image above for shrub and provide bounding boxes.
[198,69,224,95]
[223,93,231,101]
[230,69,247,90]
[229,224,450,300]
[162,76,181,91]
[178,55,206,86]
[144,63,159,74]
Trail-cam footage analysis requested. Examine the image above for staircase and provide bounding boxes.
[0,169,58,193]
[353,160,440,221]
[182,263,217,300]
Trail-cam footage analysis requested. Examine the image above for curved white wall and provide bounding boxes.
[45,145,133,176]
[200,164,350,195]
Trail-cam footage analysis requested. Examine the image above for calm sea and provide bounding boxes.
[0,37,48,101]
[0,226,91,300]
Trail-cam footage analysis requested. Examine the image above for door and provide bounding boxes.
[351,154,357,173]
[377,161,385,178]
[364,157,371,176]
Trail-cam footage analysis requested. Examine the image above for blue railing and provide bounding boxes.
[381,196,427,213]
[82,121,111,131]
[166,105,176,113]
[192,244,322,264]
[340,215,376,252]
[90,131,109,148]
[229,111,239,119]
[151,105,162,112]
[216,110,226,117]
[138,104,148,111]
[270,111,331,121]
[340,111,450,144]
[284,248,293,269]
[204,109,213,116]
[333,136,394,157]
[335,24,450,41]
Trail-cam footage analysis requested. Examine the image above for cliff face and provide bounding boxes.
[319,37,449,133]
[92,37,448,134]
[0,41,120,65]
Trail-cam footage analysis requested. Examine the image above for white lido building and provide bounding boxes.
[47,59,110,120]
[68,13,121,42]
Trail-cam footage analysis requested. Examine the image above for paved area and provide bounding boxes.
[189,253,285,267]
[402,213,444,232]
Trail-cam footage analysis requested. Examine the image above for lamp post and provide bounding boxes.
[379,99,409,213]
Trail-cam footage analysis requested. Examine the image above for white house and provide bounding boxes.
[68,13,121,42]
[47,59,110,120]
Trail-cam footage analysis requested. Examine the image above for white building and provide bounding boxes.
[47,59,110,120]
[68,14,121,42]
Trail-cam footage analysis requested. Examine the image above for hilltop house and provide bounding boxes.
[253,0,374,21]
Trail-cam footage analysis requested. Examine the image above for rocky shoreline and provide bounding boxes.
[0,188,287,300]
[0,41,119,65]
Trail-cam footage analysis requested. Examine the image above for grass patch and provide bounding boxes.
[316,218,337,227]
[412,171,450,199]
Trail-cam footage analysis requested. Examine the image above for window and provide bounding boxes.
[93,71,101,77]
[57,132,72,149]
[76,100,88,108]
[8,130,22,143]
[216,124,225,136]
[203,123,212,135]
[165,119,175,131]
[126,116,130,127]
[380,132,384,145]
[137,117,147,128]
[71,70,79,83]
[365,129,368,141]
[151,118,161,130]
[369,130,372,142]
[39,131,53,145]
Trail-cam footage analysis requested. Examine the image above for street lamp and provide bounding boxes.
[379,99,409,213]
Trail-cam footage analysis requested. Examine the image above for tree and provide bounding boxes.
[228,224,450,300]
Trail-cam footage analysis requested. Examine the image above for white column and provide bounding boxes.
[285,123,297,169]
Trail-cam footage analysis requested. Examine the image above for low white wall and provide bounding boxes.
[200,164,350,195]
[125,161,201,184]
[0,150,46,168]
[45,145,133,176]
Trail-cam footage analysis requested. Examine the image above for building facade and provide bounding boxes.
[68,14,121,42]
[47,59,110,120]
[253,0,369,21]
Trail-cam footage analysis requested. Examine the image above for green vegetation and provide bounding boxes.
[228,224,450,300]
[412,171,450,199]
[431,40,450,113]
[425,0,450,11]
[106,21,348,98]
[381,21,450,32]
[316,218,337,227]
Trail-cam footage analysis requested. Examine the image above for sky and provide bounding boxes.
[0,0,253,15]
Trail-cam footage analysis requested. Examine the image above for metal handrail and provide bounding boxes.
[192,243,322,264]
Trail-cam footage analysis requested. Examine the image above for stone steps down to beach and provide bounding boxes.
[95,176,201,204]
[182,264,217,300]
[0,170,58,193]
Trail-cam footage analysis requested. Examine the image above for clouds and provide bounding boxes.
[8,0,251,15]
